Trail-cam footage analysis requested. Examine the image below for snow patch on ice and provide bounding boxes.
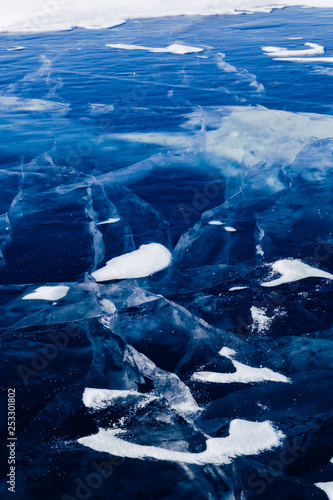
[250,306,273,334]
[209,220,224,225]
[22,285,69,301]
[92,243,172,282]
[89,103,115,115]
[262,42,325,58]
[261,259,333,287]
[315,482,333,500]
[106,43,204,55]
[229,286,248,291]
[83,388,148,410]
[97,217,120,225]
[192,346,290,384]
[78,419,285,464]
[6,46,26,51]
[224,226,237,232]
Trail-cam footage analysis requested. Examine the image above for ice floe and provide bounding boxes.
[92,243,172,282]
[261,259,333,287]
[192,347,290,384]
[22,285,69,301]
[78,419,284,464]
[106,43,204,55]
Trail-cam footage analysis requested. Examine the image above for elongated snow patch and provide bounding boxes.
[83,388,144,410]
[106,43,203,55]
[262,42,325,58]
[78,419,284,465]
[22,285,69,301]
[92,243,172,282]
[192,347,290,384]
[261,259,333,287]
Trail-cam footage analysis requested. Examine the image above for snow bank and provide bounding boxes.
[22,285,69,301]
[106,43,203,55]
[92,243,172,282]
[261,259,333,287]
[1,1,333,33]
[78,419,284,464]
[192,346,290,384]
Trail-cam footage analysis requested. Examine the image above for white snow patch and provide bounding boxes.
[97,217,120,225]
[250,306,272,334]
[100,299,117,314]
[315,482,333,500]
[261,259,333,287]
[192,346,290,384]
[89,103,114,115]
[6,46,26,51]
[275,56,333,63]
[262,42,325,58]
[78,419,284,464]
[225,226,237,232]
[106,43,204,55]
[22,285,69,301]
[209,220,224,225]
[229,286,248,291]
[92,243,172,282]
[83,388,145,410]
[0,95,68,112]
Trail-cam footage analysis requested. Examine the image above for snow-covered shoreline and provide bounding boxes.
[1,0,333,33]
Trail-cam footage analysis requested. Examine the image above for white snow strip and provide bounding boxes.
[192,346,290,384]
[2,1,333,33]
[262,42,325,57]
[274,57,333,63]
[89,103,114,115]
[315,482,333,500]
[261,259,333,287]
[22,285,69,301]
[225,226,237,232]
[229,286,248,291]
[78,419,284,465]
[209,220,224,225]
[97,218,120,225]
[6,46,26,51]
[83,388,144,410]
[0,95,68,112]
[92,243,172,282]
[106,43,204,55]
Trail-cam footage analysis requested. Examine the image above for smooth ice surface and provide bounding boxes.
[92,243,172,282]
[2,0,333,32]
[22,285,69,301]
[78,419,284,464]
[192,347,290,384]
[106,43,204,54]
[261,259,333,287]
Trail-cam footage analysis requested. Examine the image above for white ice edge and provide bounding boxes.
[2,1,333,33]
[78,419,285,465]
[261,259,333,287]
[192,346,290,384]
[22,285,69,301]
[92,243,172,282]
[106,43,204,55]
[97,217,120,225]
